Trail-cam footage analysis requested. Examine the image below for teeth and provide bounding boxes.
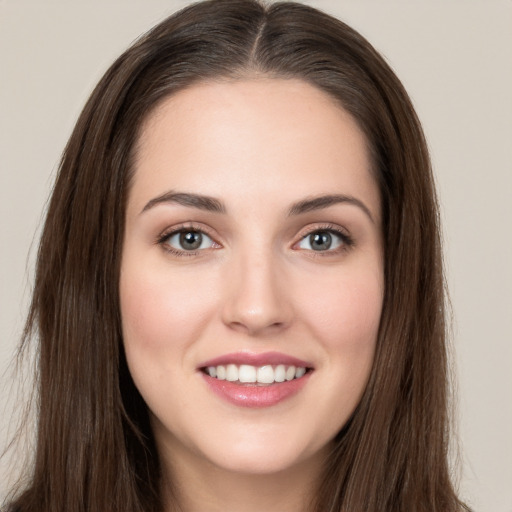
[274,364,286,383]
[216,365,226,380]
[257,365,275,384]
[295,367,306,378]
[205,364,308,384]
[239,364,256,383]
[226,364,238,382]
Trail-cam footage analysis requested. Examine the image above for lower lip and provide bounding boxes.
[201,372,311,408]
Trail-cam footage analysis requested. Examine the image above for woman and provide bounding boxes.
[3,0,469,510]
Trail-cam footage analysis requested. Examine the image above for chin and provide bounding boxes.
[184,424,332,477]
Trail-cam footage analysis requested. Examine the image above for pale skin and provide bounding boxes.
[120,78,384,512]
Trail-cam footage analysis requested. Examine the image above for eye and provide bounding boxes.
[296,229,349,252]
[162,229,217,252]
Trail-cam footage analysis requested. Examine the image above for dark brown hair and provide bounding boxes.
[5,1,468,510]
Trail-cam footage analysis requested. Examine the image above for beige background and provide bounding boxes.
[1,1,511,510]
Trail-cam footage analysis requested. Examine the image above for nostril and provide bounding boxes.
[226,319,288,336]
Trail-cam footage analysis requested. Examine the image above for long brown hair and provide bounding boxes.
[5,1,468,510]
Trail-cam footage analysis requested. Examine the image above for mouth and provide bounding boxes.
[201,364,309,385]
[198,352,314,408]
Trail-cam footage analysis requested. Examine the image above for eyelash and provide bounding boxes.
[155,223,354,257]
[295,223,355,256]
[155,223,217,257]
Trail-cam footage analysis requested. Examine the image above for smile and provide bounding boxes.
[204,364,307,385]
[199,352,313,408]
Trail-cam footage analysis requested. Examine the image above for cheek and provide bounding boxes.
[282,265,383,443]
[119,262,222,421]
[296,263,383,412]
[301,269,383,350]
[119,264,217,359]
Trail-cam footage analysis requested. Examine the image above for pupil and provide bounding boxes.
[310,232,332,251]
[180,231,202,250]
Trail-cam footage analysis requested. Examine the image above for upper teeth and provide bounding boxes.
[207,364,307,384]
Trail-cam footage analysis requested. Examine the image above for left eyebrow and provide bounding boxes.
[287,194,375,223]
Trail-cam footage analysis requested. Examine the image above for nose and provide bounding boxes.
[221,248,293,336]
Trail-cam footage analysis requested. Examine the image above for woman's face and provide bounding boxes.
[120,79,383,477]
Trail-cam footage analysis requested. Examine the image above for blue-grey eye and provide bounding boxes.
[166,230,214,251]
[297,230,344,251]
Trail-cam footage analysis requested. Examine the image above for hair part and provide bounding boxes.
[7,1,468,511]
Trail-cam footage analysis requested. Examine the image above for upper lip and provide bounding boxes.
[198,351,313,369]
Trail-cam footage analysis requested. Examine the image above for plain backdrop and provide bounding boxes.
[1,1,511,510]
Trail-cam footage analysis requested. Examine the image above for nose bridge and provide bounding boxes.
[222,241,291,335]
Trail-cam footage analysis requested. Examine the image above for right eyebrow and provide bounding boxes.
[140,191,226,215]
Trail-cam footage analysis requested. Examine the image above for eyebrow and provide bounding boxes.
[287,194,375,223]
[141,191,226,214]
[140,191,374,223]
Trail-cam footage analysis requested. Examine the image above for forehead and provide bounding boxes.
[129,78,379,220]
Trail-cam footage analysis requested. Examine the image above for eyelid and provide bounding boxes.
[292,223,354,253]
[154,221,354,257]
[155,222,221,255]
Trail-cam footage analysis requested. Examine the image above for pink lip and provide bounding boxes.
[198,351,313,409]
[201,372,311,408]
[199,351,313,369]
